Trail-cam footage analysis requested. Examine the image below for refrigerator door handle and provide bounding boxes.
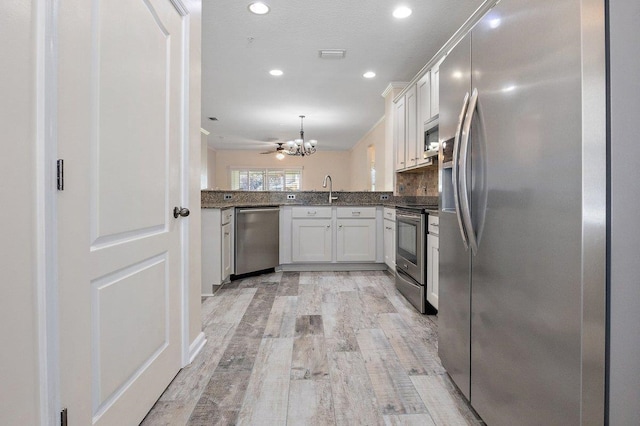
[452,92,470,249]
[459,88,479,255]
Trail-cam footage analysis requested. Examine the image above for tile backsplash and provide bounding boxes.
[396,164,439,197]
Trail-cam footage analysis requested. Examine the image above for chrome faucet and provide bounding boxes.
[322,175,338,204]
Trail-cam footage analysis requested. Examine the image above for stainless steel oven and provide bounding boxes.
[395,207,427,313]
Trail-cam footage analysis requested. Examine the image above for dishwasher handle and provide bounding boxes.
[237,207,279,214]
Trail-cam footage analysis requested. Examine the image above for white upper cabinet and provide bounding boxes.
[430,62,440,117]
[405,85,418,168]
[417,72,431,166]
[394,95,407,171]
[394,59,442,172]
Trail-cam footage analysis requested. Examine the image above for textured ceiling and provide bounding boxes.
[202,0,482,151]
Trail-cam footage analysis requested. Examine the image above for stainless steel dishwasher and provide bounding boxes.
[234,207,280,276]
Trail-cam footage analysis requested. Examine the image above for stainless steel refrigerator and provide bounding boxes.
[438,0,606,424]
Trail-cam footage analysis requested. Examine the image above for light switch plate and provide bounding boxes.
[287,194,296,199]
[224,194,232,200]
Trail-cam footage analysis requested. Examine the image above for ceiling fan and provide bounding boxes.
[260,142,287,160]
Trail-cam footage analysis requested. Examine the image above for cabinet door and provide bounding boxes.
[222,222,232,279]
[426,234,439,309]
[430,64,440,117]
[417,73,431,166]
[337,219,376,262]
[394,95,406,170]
[292,219,332,262]
[383,219,396,271]
[405,85,418,168]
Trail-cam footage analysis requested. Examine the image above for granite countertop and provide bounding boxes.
[201,190,439,210]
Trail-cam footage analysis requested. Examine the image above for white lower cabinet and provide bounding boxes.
[222,222,232,278]
[383,219,396,271]
[291,218,332,262]
[336,219,377,262]
[426,221,439,309]
[201,207,234,293]
[288,206,382,264]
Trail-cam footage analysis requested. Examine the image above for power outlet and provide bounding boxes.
[380,194,390,200]
[287,194,296,200]
[223,194,232,200]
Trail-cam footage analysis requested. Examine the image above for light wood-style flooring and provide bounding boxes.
[141,271,481,425]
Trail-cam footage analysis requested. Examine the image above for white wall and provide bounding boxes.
[349,117,385,191]
[201,133,208,189]
[207,147,216,189]
[214,150,351,191]
[0,0,41,424]
[609,1,640,423]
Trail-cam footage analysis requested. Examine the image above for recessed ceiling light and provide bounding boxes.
[393,6,412,19]
[248,2,270,15]
[269,69,283,76]
[363,71,376,79]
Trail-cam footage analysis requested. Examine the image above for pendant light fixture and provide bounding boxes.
[286,115,318,157]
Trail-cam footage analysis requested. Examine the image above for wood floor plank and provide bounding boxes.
[236,337,294,425]
[158,322,236,402]
[295,315,324,336]
[291,335,330,380]
[297,283,324,315]
[298,271,323,285]
[276,271,300,296]
[356,328,428,415]
[378,313,445,376]
[287,379,336,426]
[359,285,398,314]
[410,375,482,425]
[203,288,257,327]
[188,371,252,426]
[321,292,359,352]
[263,296,298,338]
[383,414,436,426]
[327,351,385,426]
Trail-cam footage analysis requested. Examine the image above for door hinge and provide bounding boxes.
[57,159,64,191]
[60,408,68,426]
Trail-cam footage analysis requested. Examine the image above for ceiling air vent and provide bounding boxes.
[318,49,346,59]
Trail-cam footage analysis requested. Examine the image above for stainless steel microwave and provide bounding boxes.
[423,116,439,159]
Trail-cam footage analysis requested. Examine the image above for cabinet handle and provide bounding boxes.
[307,211,317,215]
[224,232,230,236]
[326,225,330,229]
[430,223,439,227]
[339,225,343,229]
[351,211,361,216]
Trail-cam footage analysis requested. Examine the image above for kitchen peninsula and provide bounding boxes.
[201,190,437,294]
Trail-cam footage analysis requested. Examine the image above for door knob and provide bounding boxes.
[173,207,190,218]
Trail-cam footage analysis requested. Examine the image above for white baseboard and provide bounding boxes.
[279,263,388,272]
[188,332,206,364]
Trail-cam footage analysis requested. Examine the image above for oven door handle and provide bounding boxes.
[452,92,470,250]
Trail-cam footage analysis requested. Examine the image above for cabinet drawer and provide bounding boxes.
[336,206,376,219]
[292,206,332,218]
[222,208,234,225]
[383,207,396,221]
[427,215,439,235]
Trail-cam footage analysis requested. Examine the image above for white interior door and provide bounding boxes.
[57,0,188,424]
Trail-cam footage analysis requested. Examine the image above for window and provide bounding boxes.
[230,168,303,191]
